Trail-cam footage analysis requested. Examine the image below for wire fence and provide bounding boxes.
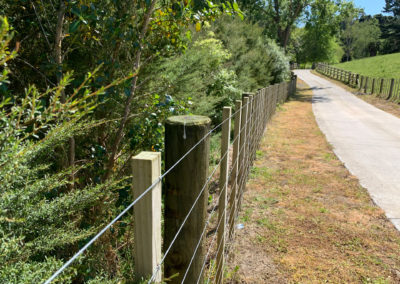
[43,73,298,284]
[315,63,400,103]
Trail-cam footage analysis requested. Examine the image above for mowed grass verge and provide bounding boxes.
[227,80,400,283]
[333,52,400,78]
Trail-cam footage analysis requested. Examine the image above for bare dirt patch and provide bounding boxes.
[311,70,400,119]
[226,80,400,283]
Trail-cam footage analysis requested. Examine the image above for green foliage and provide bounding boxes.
[213,17,290,89]
[146,17,290,125]
[384,0,400,16]
[302,0,343,63]
[0,0,288,280]
[333,52,400,78]
[0,16,128,283]
[349,19,381,59]
[145,29,240,124]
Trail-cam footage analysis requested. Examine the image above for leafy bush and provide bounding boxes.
[213,16,290,90]
[0,17,123,283]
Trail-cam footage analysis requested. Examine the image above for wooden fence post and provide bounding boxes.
[364,77,369,93]
[228,100,242,240]
[246,94,254,177]
[380,79,384,95]
[388,78,395,99]
[132,152,162,282]
[164,115,211,284]
[360,76,364,90]
[237,96,249,215]
[371,78,376,94]
[216,107,231,284]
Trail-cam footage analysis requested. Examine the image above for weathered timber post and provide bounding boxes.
[228,100,242,240]
[216,107,231,284]
[132,152,162,282]
[237,96,249,215]
[246,94,254,177]
[348,72,352,85]
[371,78,376,94]
[164,115,211,284]
[364,77,369,93]
[380,79,384,96]
[360,76,364,90]
[388,78,395,100]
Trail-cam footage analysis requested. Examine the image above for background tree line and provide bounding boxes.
[237,0,400,64]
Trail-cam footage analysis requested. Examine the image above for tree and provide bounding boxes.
[302,0,342,63]
[265,0,311,51]
[378,0,400,54]
[351,18,381,58]
[384,0,400,16]
[286,27,307,63]
[0,0,243,282]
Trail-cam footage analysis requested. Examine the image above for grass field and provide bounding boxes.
[333,52,400,78]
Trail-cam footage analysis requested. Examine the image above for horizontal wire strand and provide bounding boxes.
[44,85,288,283]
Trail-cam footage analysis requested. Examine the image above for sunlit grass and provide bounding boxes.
[333,52,400,78]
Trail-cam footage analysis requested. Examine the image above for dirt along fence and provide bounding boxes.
[44,74,297,284]
[316,63,400,103]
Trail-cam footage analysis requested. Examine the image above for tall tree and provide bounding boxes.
[302,0,342,62]
[342,18,381,60]
[265,0,311,50]
[384,0,400,16]
[378,0,400,54]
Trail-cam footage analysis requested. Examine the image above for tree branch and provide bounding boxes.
[104,0,158,180]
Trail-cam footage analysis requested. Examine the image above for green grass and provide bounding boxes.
[333,52,400,78]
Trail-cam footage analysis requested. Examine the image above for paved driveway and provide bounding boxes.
[295,70,400,230]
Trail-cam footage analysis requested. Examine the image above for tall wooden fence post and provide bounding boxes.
[132,152,162,282]
[364,77,369,93]
[372,78,376,94]
[237,96,249,215]
[360,76,364,90]
[380,79,384,95]
[388,78,395,99]
[228,100,242,240]
[216,107,231,284]
[164,115,211,284]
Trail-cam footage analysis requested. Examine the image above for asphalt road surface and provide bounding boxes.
[295,70,400,231]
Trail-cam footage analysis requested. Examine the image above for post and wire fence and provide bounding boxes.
[315,63,400,103]
[43,74,297,284]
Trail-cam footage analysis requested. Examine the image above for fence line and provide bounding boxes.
[43,74,297,284]
[315,63,400,103]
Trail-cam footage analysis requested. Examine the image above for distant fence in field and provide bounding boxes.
[316,63,400,103]
[44,74,297,284]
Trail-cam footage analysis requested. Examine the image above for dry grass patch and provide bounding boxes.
[226,80,400,284]
[311,70,400,119]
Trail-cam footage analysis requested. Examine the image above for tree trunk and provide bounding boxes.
[55,0,75,188]
[104,0,157,180]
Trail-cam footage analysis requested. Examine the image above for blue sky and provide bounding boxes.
[353,0,386,15]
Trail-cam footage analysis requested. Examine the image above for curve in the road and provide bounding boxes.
[295,70,400,231]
